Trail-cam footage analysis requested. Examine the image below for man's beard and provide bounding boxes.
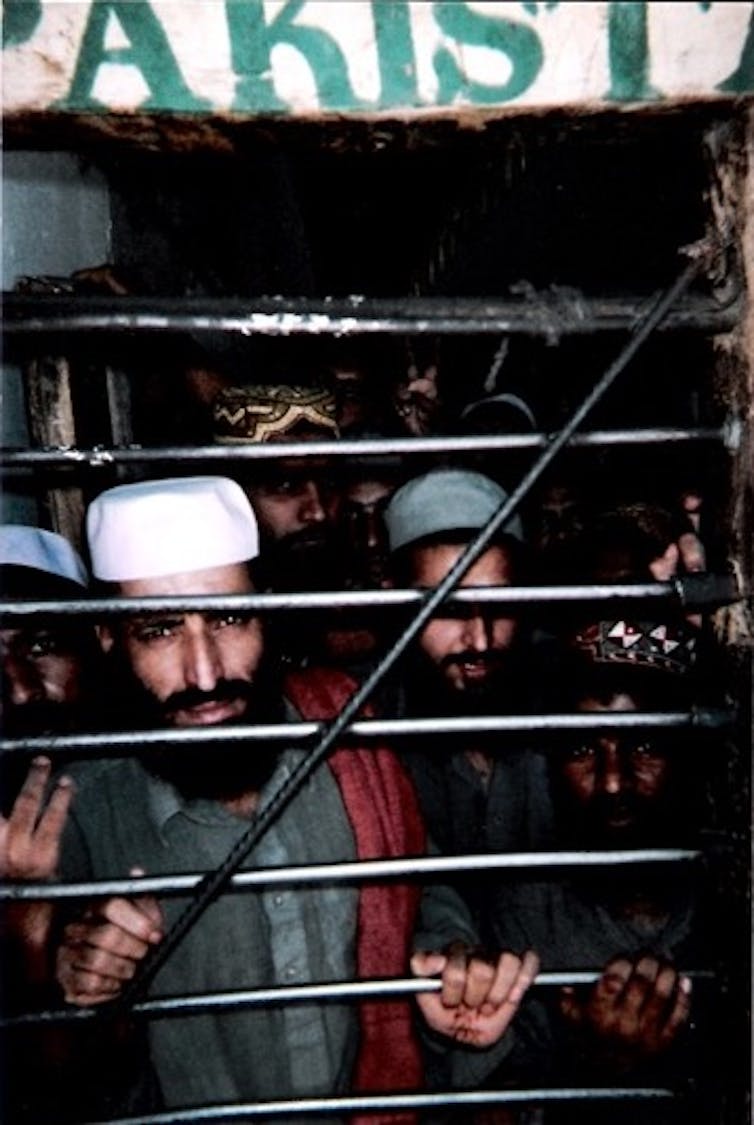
[551,774,684,851]
[256,527,346,593]
[2,698,85,739]
[104,649,286,802]
[406,642,531,718]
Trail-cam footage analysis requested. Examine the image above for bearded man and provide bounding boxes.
[385,469,554,890]
[52,476,537,1120]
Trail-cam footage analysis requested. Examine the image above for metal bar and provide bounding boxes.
[1,970,713,1030]
[0,426,728,469]
[0,849,702,902]
[0,709,733,759]
[0,576,741,619]
[112,255,707,1009]
[75,1087,676,1124]
[0,583,679,617]
[2,290,737,337]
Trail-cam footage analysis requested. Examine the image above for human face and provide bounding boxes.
[412,544,517,695]
[559,692,672,845]
[340,477,395,589]
[100,563,263,729]
[246,465,339,543]
[1,624,84,718]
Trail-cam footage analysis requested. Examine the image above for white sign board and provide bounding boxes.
[3,2,753,116]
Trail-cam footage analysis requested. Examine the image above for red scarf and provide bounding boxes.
[285,667,426,1125]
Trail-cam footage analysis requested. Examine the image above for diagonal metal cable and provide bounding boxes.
[112,251,706,1011]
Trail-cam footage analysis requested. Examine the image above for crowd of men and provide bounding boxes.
[0,376,723,1123]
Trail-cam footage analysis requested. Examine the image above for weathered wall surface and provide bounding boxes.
[3,1,753,118]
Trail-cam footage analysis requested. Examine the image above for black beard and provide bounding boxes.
[1,699,85,739]
[102,648,286,802]
[550,773,687,851]
[256,527,346,593]
[405,641,533,718]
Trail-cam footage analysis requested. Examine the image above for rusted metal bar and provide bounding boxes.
[2,291,739,337]
[0,425,730,469]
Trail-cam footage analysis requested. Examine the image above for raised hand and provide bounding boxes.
[0,756,74,880]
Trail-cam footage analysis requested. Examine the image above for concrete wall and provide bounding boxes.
[2,151,111,523]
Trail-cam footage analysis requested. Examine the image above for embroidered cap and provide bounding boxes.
[0,525,88,587]
[384,468,524,553]
[573,619,697,677]
[213,384,339,444]
[87,476,259,582]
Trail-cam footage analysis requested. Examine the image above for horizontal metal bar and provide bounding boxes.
[0,709,732,760]
[0,577,740,619]
[0,583,680,617]
[80,1087,676,1123]
[0,849,701,902]
[2,970,713,1030]
[0,426,728,468]
[2,291,738,337]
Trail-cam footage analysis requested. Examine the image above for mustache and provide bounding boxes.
[161,679,256,718]
[1,699,84,738]
[439,650,507,671]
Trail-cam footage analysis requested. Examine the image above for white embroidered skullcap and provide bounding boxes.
[87,476,259,582]
[0,525,88,586]
[385,468,524,553]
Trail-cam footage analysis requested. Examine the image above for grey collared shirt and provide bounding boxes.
[61,748,359,1115]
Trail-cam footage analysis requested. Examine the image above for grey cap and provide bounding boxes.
[384,468,524,553]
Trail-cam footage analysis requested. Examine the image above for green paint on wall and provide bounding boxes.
[228,0,359,112]
[606,1,659,101]
[2,0,42,48]
[717,11,754,93]
[63,0,209,110]
[431,1,544,105]
[374,1,418,108]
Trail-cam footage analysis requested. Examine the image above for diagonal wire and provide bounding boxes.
[113,251,706,1011]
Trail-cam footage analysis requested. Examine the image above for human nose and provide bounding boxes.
[2,650,44,706]
[461,611,490,653]
[598,743,624,795]
[298,482,327,524]
[182,625,222,693]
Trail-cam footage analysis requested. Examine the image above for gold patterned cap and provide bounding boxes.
[213,385,339,444]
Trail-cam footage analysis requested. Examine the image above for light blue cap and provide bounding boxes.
[384,468,524,553]
[0,525,88,586]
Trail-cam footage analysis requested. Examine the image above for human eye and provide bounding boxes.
[630,741,659,762]
[130,617,181,643]
[567,744,596,763]
[27,630,64,657]
[209,612,254,631]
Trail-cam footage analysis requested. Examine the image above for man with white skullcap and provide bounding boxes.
[0,526,95,1121]
[1,526,91,738]
[53,476,537,1117]
[0,526,92,928]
